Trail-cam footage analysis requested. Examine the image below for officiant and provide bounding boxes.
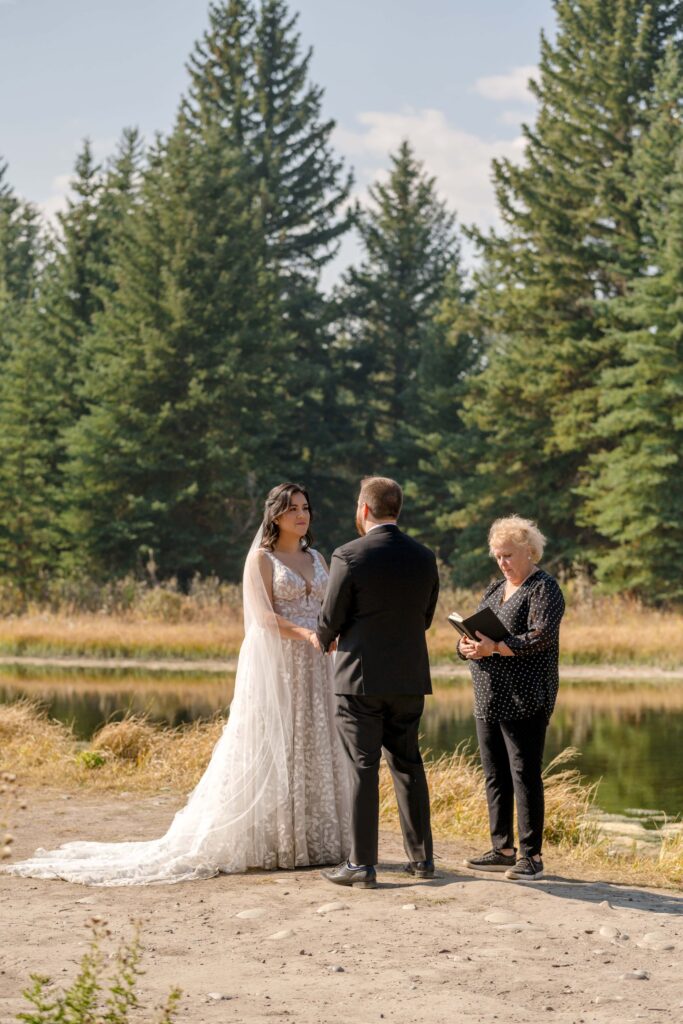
[457,516,565,882]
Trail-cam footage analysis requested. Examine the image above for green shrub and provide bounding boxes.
[76,750,108,770]
[18,920,181,1024]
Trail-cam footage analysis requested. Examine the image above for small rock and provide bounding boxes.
[402,903,417,911]
[75,897,96,905]
[598,900,613,910]
[268,929,294,940]
[620,969,649,981]
[543,1006,554,1012]
[484,910,521,925]
[638,931,675,951]
[329,965,345,973]
[599,925,620,940]
[235,908,267,920]
[590,948,606,955]
[207,993,232,1001]
[593,996,624,1005]
[317,902,349,915]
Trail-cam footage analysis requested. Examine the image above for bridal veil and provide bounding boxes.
[3,530,295,885]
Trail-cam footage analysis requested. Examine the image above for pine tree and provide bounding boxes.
[39,136,143,425]
[404,268,482,563]
[335,142,462,510]
[579,44,683,601]
[455,0,683,577]
[184,0,353,548]
[0,159,41,355]
[65,119,285,581]
[0,305,63,594]
[0,135,143,591]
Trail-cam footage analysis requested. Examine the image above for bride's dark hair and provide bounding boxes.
[260,482,314,551]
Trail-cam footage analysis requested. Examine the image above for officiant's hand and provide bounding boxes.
[460,633,495,659]
[459,636,484,660]
[473,631,497,657]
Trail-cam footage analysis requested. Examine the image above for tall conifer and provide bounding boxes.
[0,160,41,355]
[184,0,352,546]
[335,142,462,500]
[579,44,683,600]
[65,121,284,580]
[455,0,683,576]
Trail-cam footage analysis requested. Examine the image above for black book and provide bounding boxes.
[447,606,509,643]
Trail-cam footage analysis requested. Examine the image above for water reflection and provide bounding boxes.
[1,672,682,818]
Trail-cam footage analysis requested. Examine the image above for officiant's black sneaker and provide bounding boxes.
[463,848,517,872]
[505,856,544,881]
[404,859,435,879]
[321,861,377,889]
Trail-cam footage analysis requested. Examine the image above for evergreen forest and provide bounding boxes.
[1,0,682,603]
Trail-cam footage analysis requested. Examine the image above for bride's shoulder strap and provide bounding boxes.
[310,548,328,570]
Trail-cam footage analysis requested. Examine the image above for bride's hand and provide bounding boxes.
[306,630,322,652]
[326,639,338,653]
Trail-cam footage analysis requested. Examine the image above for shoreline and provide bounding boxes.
[1,653,683,682]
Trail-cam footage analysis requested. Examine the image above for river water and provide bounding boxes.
[1,670,682,822]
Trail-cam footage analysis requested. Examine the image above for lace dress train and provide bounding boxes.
[2,549,350,885]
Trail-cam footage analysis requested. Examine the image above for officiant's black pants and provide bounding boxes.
[475,713,547,858]
[335,694,433,867]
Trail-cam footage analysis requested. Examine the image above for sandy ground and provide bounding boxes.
[2,793,682,1024]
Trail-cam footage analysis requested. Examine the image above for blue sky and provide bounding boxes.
[0,0,555,273]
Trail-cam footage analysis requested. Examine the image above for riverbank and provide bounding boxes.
[0,587,682,668]
[2,703,681,889]
[2,653,683,681]
[1,791,682,1024]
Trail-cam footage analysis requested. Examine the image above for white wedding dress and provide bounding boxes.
[3,542,350,885]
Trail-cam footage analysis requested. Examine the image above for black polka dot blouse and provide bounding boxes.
[457,569,565,722]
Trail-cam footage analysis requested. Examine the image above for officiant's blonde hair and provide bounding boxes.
[488,515,546,562]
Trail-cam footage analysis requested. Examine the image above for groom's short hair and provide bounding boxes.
[359,477,403,519]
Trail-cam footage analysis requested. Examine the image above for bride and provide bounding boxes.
[4,483,351,885]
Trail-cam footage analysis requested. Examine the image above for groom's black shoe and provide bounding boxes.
[321,861,377,889]
[404,859,435,879]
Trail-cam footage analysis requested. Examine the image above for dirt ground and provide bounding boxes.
[1,792,682,1024]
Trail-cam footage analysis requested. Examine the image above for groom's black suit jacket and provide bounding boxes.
[317,525,439,696]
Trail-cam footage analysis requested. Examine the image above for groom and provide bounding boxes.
[317,477,440,888]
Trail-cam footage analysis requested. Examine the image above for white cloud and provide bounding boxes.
[334,107,525,234]
[472,65,537,104]
[499,109,534,127]
[37,173,71,225]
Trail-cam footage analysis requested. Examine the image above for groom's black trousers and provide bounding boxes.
[335,694,433,867]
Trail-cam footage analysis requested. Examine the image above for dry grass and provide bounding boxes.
[380,744,598,850]
[0,586,681,666]
[0,699,223,793]
[2,701,680,889]
[0,615,242,660]
[92,717,157,761]
[430,585,683,667]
